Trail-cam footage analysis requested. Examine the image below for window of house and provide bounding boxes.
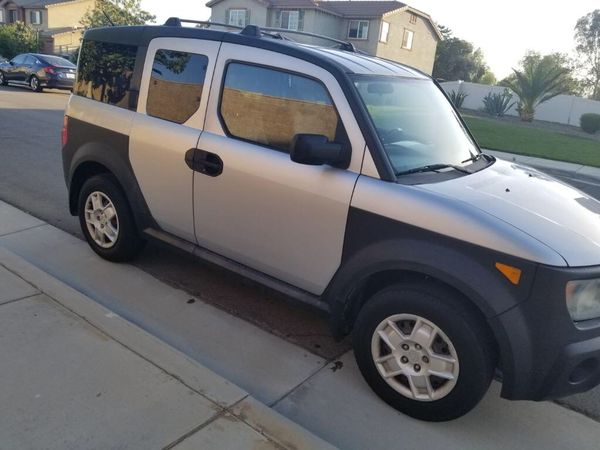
[280,10,301,30]
[30,10,42,25]
[220,63,346,153]
[146,49,208,124]
[228,9,247,27]
[402,29,414,50]
[348,20,369,40]
[9,10,17,23]
[74,40,138,110]
[409,13,418,24]
[0,10,5,23]
[380,21,390,43]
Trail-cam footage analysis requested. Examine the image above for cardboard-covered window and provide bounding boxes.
[146,50,208,124]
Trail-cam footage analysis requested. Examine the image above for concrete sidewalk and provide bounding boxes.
[0,245,334,447]
[485,149,600,180]
[3,199,600,449]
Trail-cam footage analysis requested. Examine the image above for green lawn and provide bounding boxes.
[463,115,600,167]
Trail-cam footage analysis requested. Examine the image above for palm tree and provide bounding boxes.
[502,54,572,122]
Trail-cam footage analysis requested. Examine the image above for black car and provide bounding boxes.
[0,53,76,92]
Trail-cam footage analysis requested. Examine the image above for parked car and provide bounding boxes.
[0,53,76,92]
[61,20,600,422]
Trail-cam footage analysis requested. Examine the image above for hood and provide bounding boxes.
[420,159,600,267]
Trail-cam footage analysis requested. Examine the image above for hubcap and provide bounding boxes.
[371,313,459,402]
[31,77,38,90]
[84,191,119,249]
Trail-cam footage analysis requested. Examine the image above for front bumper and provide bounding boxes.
[491,264,600,400]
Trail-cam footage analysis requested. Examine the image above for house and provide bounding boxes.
[0,0,94,55]
[206,0,442,74]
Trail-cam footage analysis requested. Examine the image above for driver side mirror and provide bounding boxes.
[290,134,350,168]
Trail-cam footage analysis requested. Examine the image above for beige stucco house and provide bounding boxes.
[206,0,442,74]
[0,0,93,55]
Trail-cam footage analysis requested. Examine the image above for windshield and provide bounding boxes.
[40,55,75,67]
[354,76,479,175]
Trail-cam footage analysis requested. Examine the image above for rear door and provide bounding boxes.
[129,38,220,242]
[192,43,366,295]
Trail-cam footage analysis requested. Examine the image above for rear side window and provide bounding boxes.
[146,49,208,124]
[74,40,137,109]
[220,63,344,152]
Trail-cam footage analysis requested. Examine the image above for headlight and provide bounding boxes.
[566,279,600,322]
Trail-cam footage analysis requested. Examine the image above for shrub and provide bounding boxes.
[580,113,600,134]
[482,89,516,117]
[0,22,38,59]
[448,90,468,109]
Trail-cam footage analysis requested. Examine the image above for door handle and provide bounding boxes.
[185,148,223,177]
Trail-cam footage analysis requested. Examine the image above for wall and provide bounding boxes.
[342,18,380,56]
[376,10,438,74]
[51,29,84,54]
[441,81,600,126]
[23,8,48,31]
[46,0,93,29]
[210,0,268,27]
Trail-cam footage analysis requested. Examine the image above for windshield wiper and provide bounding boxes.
[461,152,494,164]
[396,163,472,176]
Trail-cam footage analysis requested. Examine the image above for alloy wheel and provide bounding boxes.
[84,191,120,249]
[371,313,460,402]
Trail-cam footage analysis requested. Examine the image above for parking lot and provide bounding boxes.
[2,84,600,448]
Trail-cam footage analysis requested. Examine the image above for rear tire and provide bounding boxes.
[29,75,42,92]
[353,282,496,422]
[78,174,145,262]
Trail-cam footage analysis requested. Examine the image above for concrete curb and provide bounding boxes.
[0,246,337,450]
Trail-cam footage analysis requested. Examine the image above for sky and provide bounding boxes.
[141,0,598,79]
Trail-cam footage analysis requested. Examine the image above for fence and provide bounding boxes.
[440,81,600,127]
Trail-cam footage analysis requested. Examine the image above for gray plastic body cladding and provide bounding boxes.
[491,263,600,400]
[327,206,539,399]
[63,117,157,231]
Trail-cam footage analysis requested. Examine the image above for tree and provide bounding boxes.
[81,0,155,29]
[478,70,497,86]
[575,10,600,100]
[501,51,574,121]
[0,22,38,59]
[432,26,494,83]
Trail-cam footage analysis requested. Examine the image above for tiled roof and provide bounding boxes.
[10,0,73,7]
[207,0,407,18]
[317,1,406,17]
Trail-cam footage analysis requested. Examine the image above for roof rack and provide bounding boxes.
[163,18,357,52]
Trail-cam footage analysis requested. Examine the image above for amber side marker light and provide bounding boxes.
[495,263,522,285]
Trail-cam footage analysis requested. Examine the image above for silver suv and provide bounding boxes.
[62,19,600,421]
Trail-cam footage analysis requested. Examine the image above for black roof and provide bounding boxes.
[83,25,428,79]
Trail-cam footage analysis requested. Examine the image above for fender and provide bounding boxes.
[63,117,157,232]
[324,208,540,399]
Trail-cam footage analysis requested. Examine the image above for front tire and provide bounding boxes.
[0,71,7,86]
[353,282,496,422]
[29,75,42,92]
[78,174,145,262]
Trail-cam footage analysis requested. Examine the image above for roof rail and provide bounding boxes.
[163,18,357,52]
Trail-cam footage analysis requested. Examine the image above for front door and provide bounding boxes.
[192,43,367,295]
[6,54,26,81]
[129,38,220,242]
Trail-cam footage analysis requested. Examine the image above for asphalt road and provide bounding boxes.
[2,85,600,420]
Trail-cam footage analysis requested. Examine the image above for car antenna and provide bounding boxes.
[101,9,115,26]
